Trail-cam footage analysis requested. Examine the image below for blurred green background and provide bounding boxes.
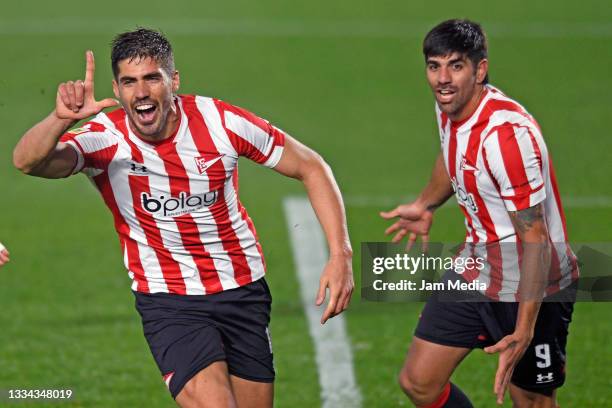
[1,1,610,406]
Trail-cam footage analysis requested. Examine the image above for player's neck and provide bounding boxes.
[449,84,486,124]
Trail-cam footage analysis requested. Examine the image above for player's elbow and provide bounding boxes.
[297,149,331,181]
[12,148,35,175]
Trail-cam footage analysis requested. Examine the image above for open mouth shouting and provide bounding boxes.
[134,102,158,126]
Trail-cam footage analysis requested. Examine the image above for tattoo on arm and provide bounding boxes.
[425,191,454,212]
[509,204,544,234]
[426,203,441,212]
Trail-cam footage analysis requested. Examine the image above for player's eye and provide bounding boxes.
[427,64,438,71]
[452,63,463,71]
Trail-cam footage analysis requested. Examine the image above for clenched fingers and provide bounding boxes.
[74,80,85,108]
[58,81,85,113]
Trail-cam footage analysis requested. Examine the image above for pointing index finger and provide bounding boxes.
[84,50,95,88]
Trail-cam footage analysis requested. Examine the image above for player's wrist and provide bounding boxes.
[329,246,353,259]
[51,109,78,128]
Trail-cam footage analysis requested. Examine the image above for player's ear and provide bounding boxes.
[112,79,120,99]
[476,59,488,84]
[172,70,180,93]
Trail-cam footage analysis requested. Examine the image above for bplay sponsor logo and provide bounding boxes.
[451,177,479,213]
[141,191,218,217]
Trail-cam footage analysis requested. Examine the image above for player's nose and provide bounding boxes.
[438,66,451,84]
[134,81,150,99]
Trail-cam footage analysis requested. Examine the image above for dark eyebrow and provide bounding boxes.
[448,57,466,65]
[119,75,136,83]
[118,72,163,83]
[143,72,163,80]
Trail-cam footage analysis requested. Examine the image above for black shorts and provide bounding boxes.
[415,271,574,396]
[134,278,274,399]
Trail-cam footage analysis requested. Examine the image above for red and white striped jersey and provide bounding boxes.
[60,95,285,295]
[437,85,578,300]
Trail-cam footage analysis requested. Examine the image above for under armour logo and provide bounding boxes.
[536,372,554,383]
[129,162,148,175]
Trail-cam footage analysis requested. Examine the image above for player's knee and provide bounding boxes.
[398,368,442,405]
[177,365,236,408]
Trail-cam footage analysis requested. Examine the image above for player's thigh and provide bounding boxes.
[401,337,471,390]
[215,279,275,383]
[510,301,573,398]
[176,361,237,408]
[230,375,273,408]
[509,384,557,408]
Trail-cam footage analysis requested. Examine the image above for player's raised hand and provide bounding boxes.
[0,242,9,267]
[484,331,532,405]
[55,51,119,121]
[380,202,433,252]
[316,254,354,324]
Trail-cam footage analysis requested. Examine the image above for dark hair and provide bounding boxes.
[111,28,175,78]
[423,19,488,84]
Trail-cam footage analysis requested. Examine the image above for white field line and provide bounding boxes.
[345,195,612,208]
[0,19,611,38]
[283,196,362,408]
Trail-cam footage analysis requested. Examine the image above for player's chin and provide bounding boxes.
[132,115,161,135]
[437,101,456,114]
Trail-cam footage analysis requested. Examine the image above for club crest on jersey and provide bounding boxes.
[195,154,225,175]
[451,177,479,213]
[460,155,479,173]
[141,191,218,217]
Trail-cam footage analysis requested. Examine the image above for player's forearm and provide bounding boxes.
[415,153,453,211]
[301,157,352,258]
[515,241,548,337]
[510,204,550,335]
[515,300,540,340]
[13,110,75,174]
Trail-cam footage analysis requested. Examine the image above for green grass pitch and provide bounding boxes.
[0,1,610,407]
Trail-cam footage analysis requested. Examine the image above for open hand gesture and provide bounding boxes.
[380,202,433,252]
[55,51,118,121]
[484,332,532,404]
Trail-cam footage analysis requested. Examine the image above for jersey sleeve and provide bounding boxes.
[482,125,546,211]
[215,100,286,168]
[59,121,118,177]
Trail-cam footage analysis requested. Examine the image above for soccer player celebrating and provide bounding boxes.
[13,29,354,407]
[381,20,577,407]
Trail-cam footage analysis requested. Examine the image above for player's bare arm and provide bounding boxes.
[380,152,453,251]
[13,51,118,178]
[485,203,550,405]
[273,136,354,324]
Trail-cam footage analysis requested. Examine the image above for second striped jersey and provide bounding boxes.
[437,85,578,300]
